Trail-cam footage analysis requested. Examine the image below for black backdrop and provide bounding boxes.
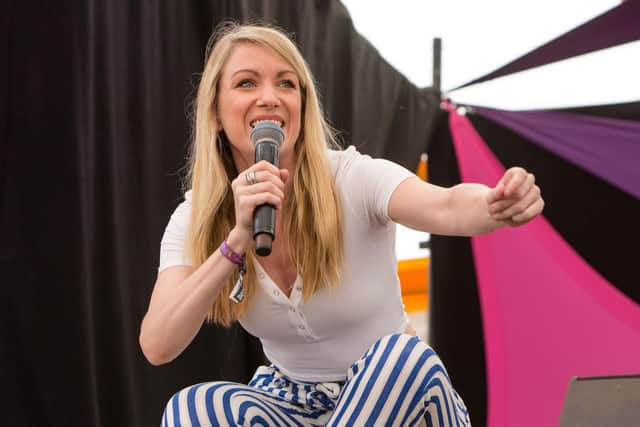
[2,1,442,425]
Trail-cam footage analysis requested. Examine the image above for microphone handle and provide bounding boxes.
[253,141,279,256]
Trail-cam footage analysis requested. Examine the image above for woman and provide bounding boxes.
[139,23,543,426]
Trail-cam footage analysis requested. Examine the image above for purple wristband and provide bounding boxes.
[219,240,245,265]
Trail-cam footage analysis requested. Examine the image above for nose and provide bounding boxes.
[256,84,280,108]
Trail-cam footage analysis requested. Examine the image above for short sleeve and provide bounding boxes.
[158,191,193,271]
[330,146,415,226]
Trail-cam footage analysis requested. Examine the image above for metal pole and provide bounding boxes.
[433,37,441,92]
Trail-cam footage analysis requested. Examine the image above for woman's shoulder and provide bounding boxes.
[177,189,193,211]
[167,190,193,224]
[327,145,366,176]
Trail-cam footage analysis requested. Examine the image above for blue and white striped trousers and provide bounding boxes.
[162,333,471,426]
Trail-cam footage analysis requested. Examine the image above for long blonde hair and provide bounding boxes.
[186,23,343,326]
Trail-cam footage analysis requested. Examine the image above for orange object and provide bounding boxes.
[400,151,429,313]
[416,153,428,182]
[397,257,429,312]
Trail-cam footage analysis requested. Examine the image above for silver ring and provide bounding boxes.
[245,170,257,185]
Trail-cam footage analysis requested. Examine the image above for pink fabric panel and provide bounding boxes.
[447,107,640,427]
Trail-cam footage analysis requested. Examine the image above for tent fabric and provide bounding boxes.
[468,110,640,302]
[2,1,441,426]
[451,0,640,90]
[448,106,640,427]
[472,106,640,199]
[429,101,640,427]
[566,100,640,121]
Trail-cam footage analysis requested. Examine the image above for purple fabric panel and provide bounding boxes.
[473,106,640,199]
[452,1,640,90]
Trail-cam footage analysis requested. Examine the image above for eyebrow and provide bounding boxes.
[231,69,297,78]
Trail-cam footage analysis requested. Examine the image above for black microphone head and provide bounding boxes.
[250,122,284,148]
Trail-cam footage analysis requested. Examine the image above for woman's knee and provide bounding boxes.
[161,382,231,427]
[161,386,187,426]
[371,333,447,378]
[381,333,438,359]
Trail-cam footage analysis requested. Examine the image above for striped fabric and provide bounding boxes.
[162,333,470,426]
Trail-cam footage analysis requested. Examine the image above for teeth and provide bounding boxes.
[250,119,283,128]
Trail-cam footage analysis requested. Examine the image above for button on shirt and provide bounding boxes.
[248,262,316,341]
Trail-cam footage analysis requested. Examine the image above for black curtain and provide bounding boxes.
[427,112,487,425]
[3,1,441,425]
[428,101,640,427]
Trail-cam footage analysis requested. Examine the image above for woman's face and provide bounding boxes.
[217,42,302,170]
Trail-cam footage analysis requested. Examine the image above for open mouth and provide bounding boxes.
[250,119,284,129]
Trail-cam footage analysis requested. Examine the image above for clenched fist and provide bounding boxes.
[487,167,544,226]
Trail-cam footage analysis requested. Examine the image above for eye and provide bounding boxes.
[279,79,296,89]
[237,79,255,88]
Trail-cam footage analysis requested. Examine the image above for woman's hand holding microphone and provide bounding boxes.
[227,161,289,254]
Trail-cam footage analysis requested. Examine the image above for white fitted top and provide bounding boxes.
[159,146,415,382]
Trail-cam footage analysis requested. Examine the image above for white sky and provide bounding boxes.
[341,0,639,110]
[340,0,639,258]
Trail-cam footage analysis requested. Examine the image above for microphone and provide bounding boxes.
[250,122,284,256]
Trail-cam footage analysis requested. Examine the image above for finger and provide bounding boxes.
[503,168,527,197]
[253,160,283,175]
[491,175,536,215]
[486,183,505,205]
[237,168,285,192]
[234,181,283,204]
[490,173,534,213]
[244,181,285,200]
[231,174,246,191]
[510,197,544,224]
[252,193,283,210]
[489,197,511,215]
[254,169,285,191]
[493,185,540,220]
[234,162,280,186]
[496,169,512,191]
[512,173,535,200]
[237,192,283,211]
[233,169,260,188]
[490,167,520,201]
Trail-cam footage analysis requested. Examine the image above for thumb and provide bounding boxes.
[486,183,504,204]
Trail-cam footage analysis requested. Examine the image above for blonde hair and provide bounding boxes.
[186,23,343,326]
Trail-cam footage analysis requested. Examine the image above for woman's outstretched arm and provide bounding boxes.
[389,167,544,236]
